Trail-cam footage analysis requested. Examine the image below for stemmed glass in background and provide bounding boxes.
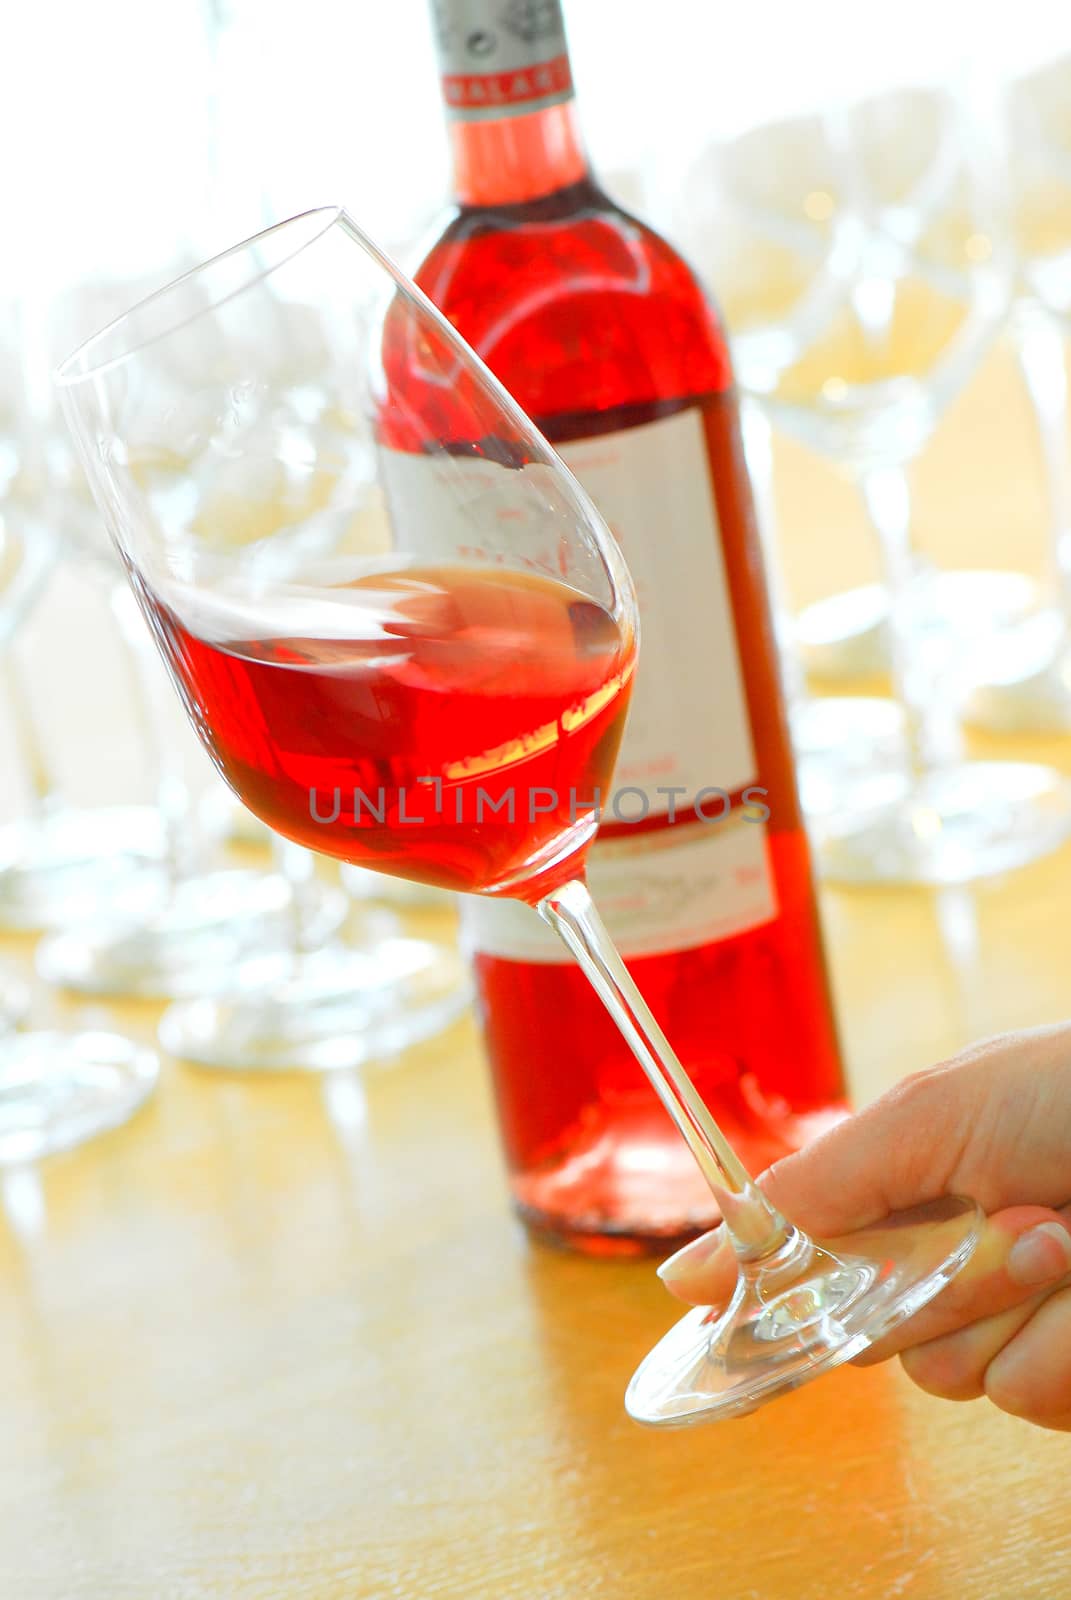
[0,310,159,1159]
[58,207,983,1423]
[710,83,1071,882]
[0,519,32,1041]
[665,112,912,815]
[5,279,468,1068]
[0,966,28,1035]
[0,299,168,932]
[964,53,1071,731]
[680,103,1041,713]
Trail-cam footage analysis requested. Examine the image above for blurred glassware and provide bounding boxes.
[157,904,469,1072]
[339,862,457,910]
[0,968,29,1033]
[671,98,1042,703]
[694,83,1071,882]
[0,1025,158,1165]
[42,275,469,1066]
[0,299,171,929]
[0,277,344,997]
[962,53,1071,732]
[669,111,913,815]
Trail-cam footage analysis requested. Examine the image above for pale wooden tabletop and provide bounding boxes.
[1,341,1069,1598]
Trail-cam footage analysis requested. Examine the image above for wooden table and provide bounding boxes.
[1,343,1070,1597]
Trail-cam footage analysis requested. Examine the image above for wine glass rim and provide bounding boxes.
[54,205,346,386]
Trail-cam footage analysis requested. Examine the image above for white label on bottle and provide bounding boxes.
[461,817,777,963]
[430,0,574,121]
[462,405,778,963]
[558,409,757,811]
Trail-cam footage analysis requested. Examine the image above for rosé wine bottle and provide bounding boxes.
[381,0,847,1253]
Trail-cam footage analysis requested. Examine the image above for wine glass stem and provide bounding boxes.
[1,656,54,819]
[271,835,315,958]
[109,581,199,882]
[1015,306,1071,619]
[740,400,806,711]
[536,876,792,1258]
[857,461,958,782]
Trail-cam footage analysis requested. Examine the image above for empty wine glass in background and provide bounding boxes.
[666,90,1045,789]
[0,968,29,1034]
[8,279,345,1000]
[666,111,911,816]
[57,206,985,1424]
[0,300,161,1158]
[0,298,169,930]
[35,272,467,1065]
[747,82,1071,882]
[963,53,1071,732]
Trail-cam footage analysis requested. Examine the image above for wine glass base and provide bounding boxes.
[34,871,346,1000]
[0,969,30,1034]
[0,805,167,932]
[796,572,1041,683]
[0,1031,159,1164]
[816,760,1071,885]
[157,939,471,1070]
[961,613,1071,734]
[791,696,907,819]
[626,1195,982,1427]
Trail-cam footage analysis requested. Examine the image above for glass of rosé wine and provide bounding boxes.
[56,207,982,1424]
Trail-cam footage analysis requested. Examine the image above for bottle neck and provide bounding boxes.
[431,0,590,207]
[447,101,589,207]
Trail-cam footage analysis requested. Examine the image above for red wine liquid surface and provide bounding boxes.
[137,563,634,901]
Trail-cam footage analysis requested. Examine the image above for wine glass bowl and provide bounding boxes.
[57,207,983,1424]
[1009,54,1071,321]
[959,54,1071,736]
[730,83,1071,884]
[686,112,854,395]
[59,210,637,908]
[681,89,1047,742]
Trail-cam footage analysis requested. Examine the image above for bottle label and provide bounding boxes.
[430,0,575,122]
[463,815,778,963]
[558,411,757,812]
[461,405,779,963]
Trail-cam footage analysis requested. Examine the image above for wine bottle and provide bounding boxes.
[395,0,847,1253]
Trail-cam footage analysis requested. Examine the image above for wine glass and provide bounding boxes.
[0,297,168,931]
[664,111,910,812]
[963,53,1071,733]
[21,277,466,1064]
[748,83,1071,883]
[691,105,1040,699]
[56,207,982,1423]
[0,310,160,1160]
[0,968,28,1034]
[3,275,337,982]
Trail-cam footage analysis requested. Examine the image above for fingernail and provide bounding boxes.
[1008,1221,1071,1287]
[656,1228,725,1286]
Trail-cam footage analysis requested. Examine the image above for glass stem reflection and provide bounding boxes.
[109,581,199,883]
[740,399,806,712]
[1,657,54,820]
[1015,306,1071,620]
[537,876,793,1259]
[857,461,959,783]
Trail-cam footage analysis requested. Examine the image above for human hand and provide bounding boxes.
[657,1025,1071,1429]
